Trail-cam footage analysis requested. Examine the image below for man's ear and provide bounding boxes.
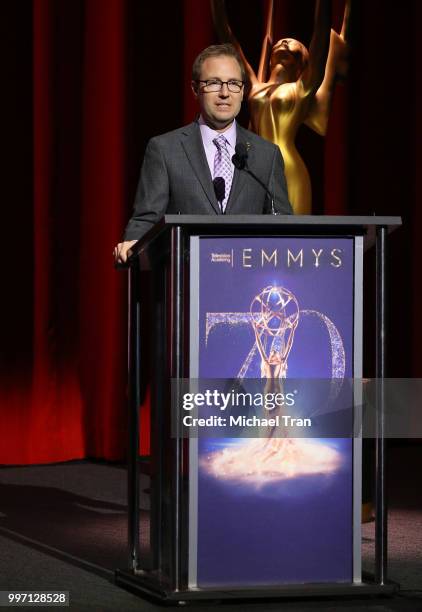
[191,80,198,98]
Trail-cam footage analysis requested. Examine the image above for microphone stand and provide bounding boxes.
[232,153,278,216]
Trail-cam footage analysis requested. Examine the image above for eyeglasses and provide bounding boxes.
[196,79,244,93]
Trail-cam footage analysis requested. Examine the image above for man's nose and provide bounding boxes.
[219,83,230,96]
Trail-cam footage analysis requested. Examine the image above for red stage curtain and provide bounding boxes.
[1,0,131,464]
[0,0,186,464]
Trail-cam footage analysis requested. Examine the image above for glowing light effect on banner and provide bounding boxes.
[201,438,341,485]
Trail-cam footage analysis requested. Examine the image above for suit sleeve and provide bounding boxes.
[270,146,293,215]
[123,138,170,240]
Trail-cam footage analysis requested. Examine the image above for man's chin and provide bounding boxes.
[210,115,235,130]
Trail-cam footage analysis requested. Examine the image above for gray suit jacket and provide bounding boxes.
[124,121,292,240]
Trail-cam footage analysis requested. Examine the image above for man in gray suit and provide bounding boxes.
[114,43,292,263]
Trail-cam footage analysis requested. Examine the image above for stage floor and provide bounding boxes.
[0,444,421,611]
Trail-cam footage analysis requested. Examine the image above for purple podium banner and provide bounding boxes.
[191,236,356,587]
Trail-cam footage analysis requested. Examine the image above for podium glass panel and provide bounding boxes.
[188,235,362,587]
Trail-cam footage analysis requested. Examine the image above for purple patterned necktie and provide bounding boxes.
[213,134,233,212]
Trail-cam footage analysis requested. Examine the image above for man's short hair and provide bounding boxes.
[192,43,246,83]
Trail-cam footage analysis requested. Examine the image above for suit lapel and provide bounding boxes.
[180,122,221,215]
[225,125,251,214]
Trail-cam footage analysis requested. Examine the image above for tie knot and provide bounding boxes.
[213,134,227,150]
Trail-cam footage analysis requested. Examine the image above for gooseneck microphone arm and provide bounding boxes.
[232,143,278,215]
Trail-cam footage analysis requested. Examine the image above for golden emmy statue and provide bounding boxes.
[250,286,299,461]
[251,285,298,385]
[211,0,350,214]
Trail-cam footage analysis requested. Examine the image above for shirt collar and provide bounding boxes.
[198,116,237,150]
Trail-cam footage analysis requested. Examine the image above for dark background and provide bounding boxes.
[1,0,420,464]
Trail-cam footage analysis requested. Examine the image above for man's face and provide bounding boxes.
[193,55,244,131]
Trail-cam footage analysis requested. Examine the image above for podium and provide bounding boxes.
[115,215,401,603]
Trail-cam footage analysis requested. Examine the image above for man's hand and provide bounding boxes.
[113,240,138,264]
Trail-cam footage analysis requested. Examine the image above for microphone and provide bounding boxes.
[213,176,226,213]
[232,143,278,215]
[232,143,248,170]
